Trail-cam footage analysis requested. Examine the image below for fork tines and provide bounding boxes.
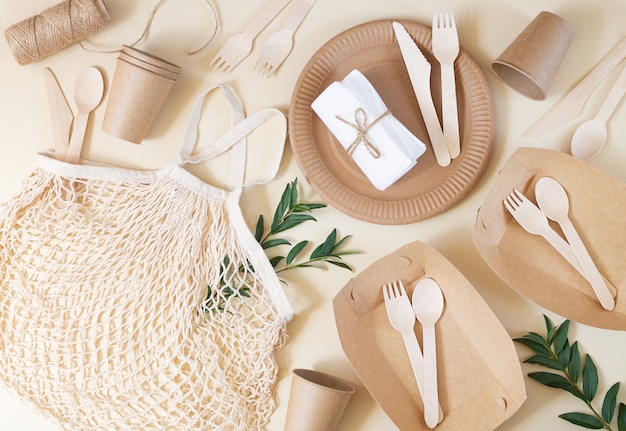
[433,12,455,29]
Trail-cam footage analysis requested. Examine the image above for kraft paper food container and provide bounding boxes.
[491,11,574,100]
[102,46,181,144]
[283,369,355,431]
[333,241,526,430]
[473,147,626,329]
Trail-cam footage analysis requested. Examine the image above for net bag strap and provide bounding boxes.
[177,84,286,190]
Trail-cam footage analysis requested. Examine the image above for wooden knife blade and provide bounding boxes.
[525,38,626,138]
[44,67,73,160]
[392,21,450,167]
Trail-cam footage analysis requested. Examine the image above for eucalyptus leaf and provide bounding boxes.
[289,178,298,209]
[602,382,620,423]
[286,241,308,265]
[513,337,553,358]
[558,412,604,429]
[328,260,353,271]
[525,331,550,347]
[292,203,326,212]
[269,256,284,268]
[262,238,291,249]
[321,228,337,254]
[553,319,571,354]
[255,215,264,242]
[618,402,626,431]
[524,354,563,370]
[529,372,586,401]
[568,341,581,384]
[558,341,572,368]
[583,354,599,402]
[544,314,555,335]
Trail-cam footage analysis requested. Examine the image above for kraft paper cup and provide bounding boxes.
[491,11,574,100]
[284,369,355,431]
[102,46,181,144]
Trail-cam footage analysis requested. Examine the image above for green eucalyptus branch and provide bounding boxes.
[204,178,360,313]
[514,316,626,430]
[254,178,359,274]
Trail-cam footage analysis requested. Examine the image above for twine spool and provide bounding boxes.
[4,0,111,66]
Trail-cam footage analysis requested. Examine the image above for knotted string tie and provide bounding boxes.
[335,108,390,159]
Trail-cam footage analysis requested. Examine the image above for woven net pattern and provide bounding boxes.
[0,168,288,430]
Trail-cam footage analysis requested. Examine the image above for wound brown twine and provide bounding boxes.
[4,0,111,66]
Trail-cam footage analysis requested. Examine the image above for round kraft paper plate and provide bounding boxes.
[288,19,495,225]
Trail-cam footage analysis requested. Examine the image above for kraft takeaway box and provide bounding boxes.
[473,147,626,329]
[333,241,526,430]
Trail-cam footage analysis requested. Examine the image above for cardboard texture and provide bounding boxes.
[473,147,626,329]
[333,241,525,430]
[102,46,181,144]
[283,369,355,431]
[491,11,574,100]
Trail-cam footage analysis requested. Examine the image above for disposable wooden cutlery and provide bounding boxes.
[570,63,626,160]
[255,0,316,76]
[210,0,292,72]
[44,68,73,160]
[383,280,444,427]
[534,177,615,311]
[412,278,445,429]
[504,187,616,307]
[392,21,450,167]
[525,38,626,138]
[383,281,427,404]
[65,67,104,165]
[431,13,460,159]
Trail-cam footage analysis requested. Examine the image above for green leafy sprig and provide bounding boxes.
[514,316,626,430]
[204,178,359,313]
[254,178,359,274]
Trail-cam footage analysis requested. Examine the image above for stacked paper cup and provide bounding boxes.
[103,45,181,144]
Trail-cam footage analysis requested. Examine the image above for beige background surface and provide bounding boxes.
[1,0,626,430]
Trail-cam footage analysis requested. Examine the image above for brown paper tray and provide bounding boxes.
[473,147,626,329]
[333,241,525,430]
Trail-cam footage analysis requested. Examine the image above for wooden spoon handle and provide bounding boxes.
[65,111,88,164]
[597,63,626,122]
[560,219,615,310]
[422,325,439,429]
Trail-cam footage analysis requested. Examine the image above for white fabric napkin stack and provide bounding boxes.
[311,69,426,191]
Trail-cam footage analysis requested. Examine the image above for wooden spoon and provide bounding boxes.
[534,177,615,310]
[412,277,445,429]
[571,64,626,160]
[65,67,104,164]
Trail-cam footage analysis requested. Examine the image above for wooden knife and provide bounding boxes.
[392,21,450,167]
[525,38,626,138]
[44,67,73,160]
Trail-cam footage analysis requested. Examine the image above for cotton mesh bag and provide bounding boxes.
[0,85,294,430]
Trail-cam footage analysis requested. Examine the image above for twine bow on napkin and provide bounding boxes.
[335,108,390,159]
[312,69,426,191]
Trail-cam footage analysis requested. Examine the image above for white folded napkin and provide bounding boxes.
[311,69,426,191]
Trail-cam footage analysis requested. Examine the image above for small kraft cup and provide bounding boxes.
[491,11,574,100]
[102,45,181,144]
[284,369,355,431]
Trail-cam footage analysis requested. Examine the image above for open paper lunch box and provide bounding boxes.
[474,147,626,329]
[333,241,525,430]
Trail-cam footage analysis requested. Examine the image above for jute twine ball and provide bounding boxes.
[4,0,111,65]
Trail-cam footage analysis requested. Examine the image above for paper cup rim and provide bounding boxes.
[292,369,355,395]
[117,58,179,82]
[120,45,181,73]
[490,59,547,100]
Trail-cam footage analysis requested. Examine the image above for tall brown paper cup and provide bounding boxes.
[284,369,355,431]
[102,46,181,144]
[491,11,574,100]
